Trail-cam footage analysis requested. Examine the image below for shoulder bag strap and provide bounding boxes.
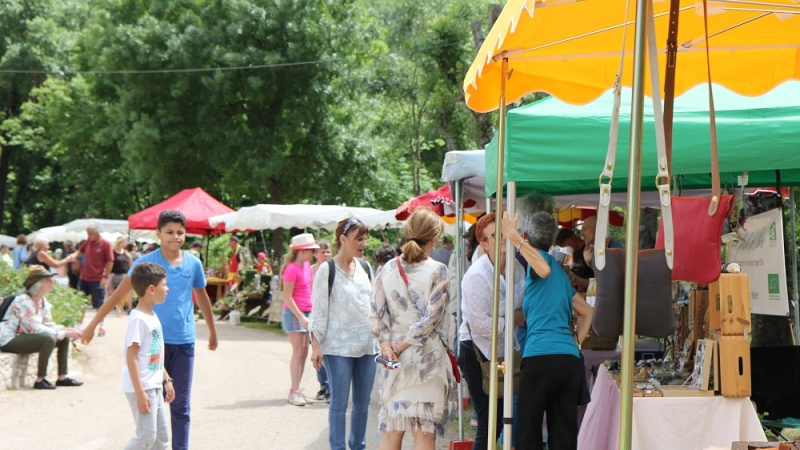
[662,0,681,172]
[594,0,631,271]
[702,0,722,216]
[647,0,674,268]
[327,258,336,300]
[597,0,674,269]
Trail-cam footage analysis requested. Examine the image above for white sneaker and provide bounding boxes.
[288,392,306,406]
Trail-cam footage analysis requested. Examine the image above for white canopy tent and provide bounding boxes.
[63,218,160,243]
[27,226,124,244]
[0,234,17,247]
[209,204,403,232]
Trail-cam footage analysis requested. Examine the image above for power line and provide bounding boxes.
[0,41,464,75]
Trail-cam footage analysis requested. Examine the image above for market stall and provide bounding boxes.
[463,0,800,447]
[128,187,234,235]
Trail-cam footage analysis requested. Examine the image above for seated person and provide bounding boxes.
[568,216,624,292]
[0,266,83,389]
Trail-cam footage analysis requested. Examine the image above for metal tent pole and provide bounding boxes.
[502,181,516,450]
[487,55,509,446]
[619,1,649,449]
[790,189,800,344]
[455,179,465,440]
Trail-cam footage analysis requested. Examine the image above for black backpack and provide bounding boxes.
[327,258,372,299]
[0,294,19,322]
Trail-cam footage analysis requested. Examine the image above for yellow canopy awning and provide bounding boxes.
[464,0,800,112]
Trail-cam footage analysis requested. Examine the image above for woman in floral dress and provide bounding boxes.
[369,207,457,450]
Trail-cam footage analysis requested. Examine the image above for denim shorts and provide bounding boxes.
[282,309,311,334]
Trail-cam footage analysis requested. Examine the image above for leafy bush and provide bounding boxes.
[0,265,88,327]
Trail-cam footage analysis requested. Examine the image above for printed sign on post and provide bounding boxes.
[727,208,790,316]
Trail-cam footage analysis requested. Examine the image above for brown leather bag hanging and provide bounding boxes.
[591,2,675,339]
[654,0,734,284]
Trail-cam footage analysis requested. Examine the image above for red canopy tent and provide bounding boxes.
[128,188,235,235]
[395,185,478,220]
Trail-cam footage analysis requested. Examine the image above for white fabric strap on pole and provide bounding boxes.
[595,0,631,271]
[503,182,517,450]
[646,0,674,268]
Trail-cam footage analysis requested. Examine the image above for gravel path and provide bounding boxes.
[0,312,462,449]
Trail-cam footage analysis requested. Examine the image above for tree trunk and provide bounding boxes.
[639,207,659,249]
[269,179,285,264]
[0,144,12,234]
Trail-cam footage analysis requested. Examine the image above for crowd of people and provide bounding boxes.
[0,198,603,450]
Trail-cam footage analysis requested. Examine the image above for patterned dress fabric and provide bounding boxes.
[369,257,457,437]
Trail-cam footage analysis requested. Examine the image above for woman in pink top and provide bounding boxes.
[281,233,319,406]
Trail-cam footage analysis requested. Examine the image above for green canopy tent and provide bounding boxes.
[486,81,800,197]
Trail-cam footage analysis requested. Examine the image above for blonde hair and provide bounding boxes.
[33,236,50,251]
[401,208,442,265]
[279,249,300,290]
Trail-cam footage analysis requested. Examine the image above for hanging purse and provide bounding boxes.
[653,0,733,284]
[592,4,676,339]
[396,258,461,383]
[465,323,520,397]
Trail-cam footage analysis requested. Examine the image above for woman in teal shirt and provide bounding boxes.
[501,210,593,450]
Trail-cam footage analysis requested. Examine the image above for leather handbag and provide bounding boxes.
[653,0,732,285]
[592,5,675,339]
[592,248,675,338]
[466,324,520,397]
[396,258,461,383]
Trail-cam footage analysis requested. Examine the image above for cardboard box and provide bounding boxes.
[717,335,752,397]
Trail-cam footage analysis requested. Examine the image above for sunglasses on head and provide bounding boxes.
[342,218,363,236]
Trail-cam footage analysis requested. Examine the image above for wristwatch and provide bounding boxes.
[163,377,173,385]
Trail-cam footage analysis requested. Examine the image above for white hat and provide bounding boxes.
[290,233,320,250]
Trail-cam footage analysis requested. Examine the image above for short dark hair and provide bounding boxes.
[190,241,203,249]
[556,228,576,247]
[157,210,186,230]
[229,236,239,243]
[442,236,453,245]
[126,242,136,252]
[374,244,397,265]
[130,262,167,298]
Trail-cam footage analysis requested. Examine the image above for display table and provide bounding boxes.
[205,277,228,303]
[578,365,766,450]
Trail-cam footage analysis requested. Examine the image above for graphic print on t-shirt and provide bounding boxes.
[148,327,163,371]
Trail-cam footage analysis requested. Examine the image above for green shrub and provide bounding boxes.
[0,264,88,327]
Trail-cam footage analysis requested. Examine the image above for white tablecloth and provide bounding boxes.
[578,366,766,450]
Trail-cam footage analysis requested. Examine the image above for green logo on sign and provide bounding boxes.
[768,274,780,294]
[770,222,777,241]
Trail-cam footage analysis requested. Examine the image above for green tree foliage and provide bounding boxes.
[0,0,494,237]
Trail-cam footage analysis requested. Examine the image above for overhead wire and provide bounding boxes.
[0,41,465,75]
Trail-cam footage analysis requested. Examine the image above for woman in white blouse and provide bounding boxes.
[457,213,526,449]
[309,218,376,450]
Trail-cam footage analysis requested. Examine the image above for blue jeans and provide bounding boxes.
[323,354,377,450]
[164,343,194,450]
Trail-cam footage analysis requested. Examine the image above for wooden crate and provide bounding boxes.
[707,282,722,336]
[718,274,752,336]
[717,335,752,397]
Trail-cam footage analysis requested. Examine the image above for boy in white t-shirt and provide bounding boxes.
[123,262,175,450]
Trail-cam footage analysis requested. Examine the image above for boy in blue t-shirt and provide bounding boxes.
[84,210,218,450]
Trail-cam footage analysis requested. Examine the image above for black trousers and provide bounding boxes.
[517,354,582,450]
[458,340,504,450]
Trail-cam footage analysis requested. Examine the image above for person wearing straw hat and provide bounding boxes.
[280,233,319,406]
[0,266,84,389]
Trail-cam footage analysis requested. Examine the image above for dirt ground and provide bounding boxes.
[0,311,463,449]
